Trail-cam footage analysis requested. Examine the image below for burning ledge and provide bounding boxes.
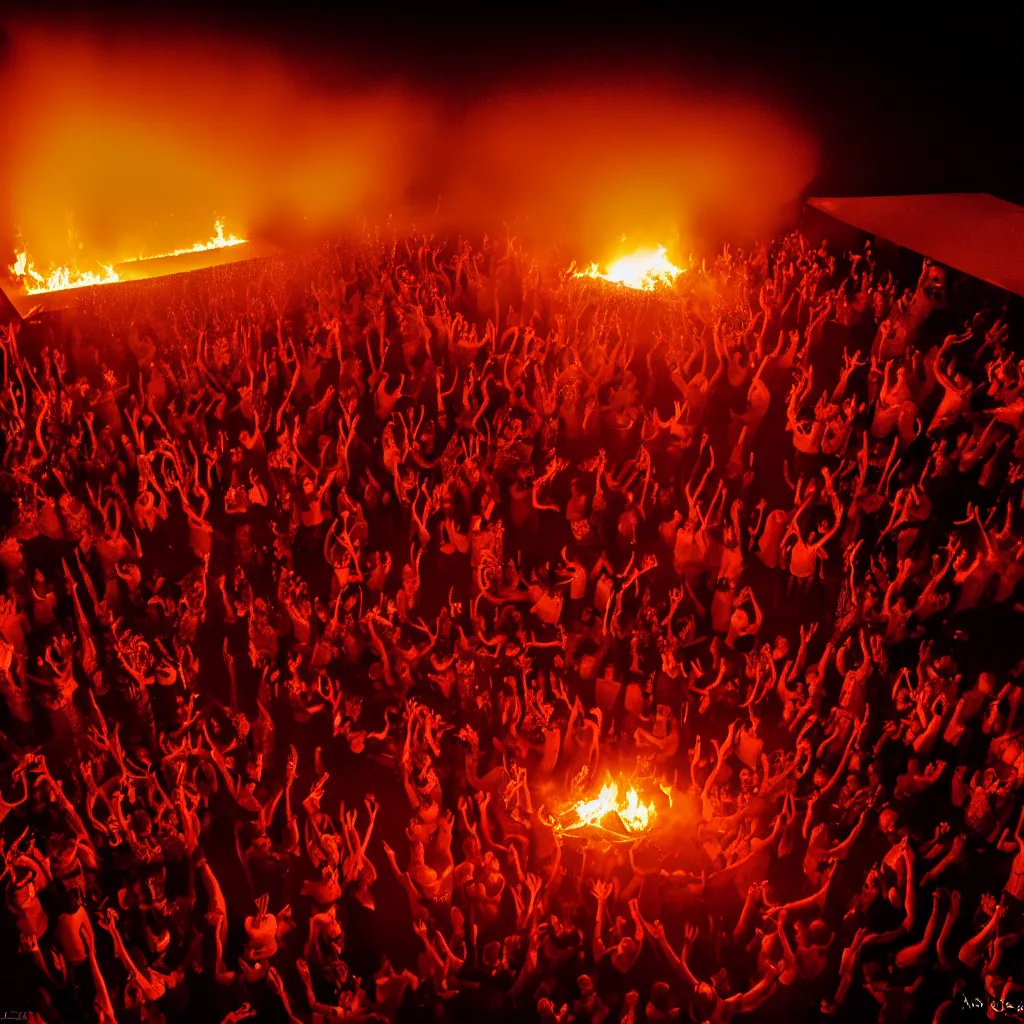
[1,234,689,323]
[6,192,1024,324]
[2,222,280,320]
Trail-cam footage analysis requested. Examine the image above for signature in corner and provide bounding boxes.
[961,993,1024,1014]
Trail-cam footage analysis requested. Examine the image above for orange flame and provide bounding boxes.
[571,778,656,834]
[9,219,246,295]
[574,245,684,291]
[121,219,245,264]
[9,250,120,294]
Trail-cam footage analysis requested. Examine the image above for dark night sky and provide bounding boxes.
[3,6,1022,206]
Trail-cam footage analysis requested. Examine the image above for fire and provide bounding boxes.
[574,245,684,291]
[9,220,246,295]
[121,220,245,264]
[571,778,656,835]
[9,250,120,294]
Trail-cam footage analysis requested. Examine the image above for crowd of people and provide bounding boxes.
[0,231,1022,1023]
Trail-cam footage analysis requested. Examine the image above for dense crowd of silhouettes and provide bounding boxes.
[1,233,1022,1022]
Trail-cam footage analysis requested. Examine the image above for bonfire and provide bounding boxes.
[554,775,657,843]
[573,244,684,291]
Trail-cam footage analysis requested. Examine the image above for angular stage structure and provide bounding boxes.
[1,240,281,322]
[804,192,1024,300]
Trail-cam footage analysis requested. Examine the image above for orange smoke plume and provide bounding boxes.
[1,26,817,278]
[443,86,817,257]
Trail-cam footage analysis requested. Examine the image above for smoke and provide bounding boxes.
[439,88,818,258]
[0,26,817,274]
[0,29,436,268]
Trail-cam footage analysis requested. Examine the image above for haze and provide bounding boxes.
[1,26,818,274]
